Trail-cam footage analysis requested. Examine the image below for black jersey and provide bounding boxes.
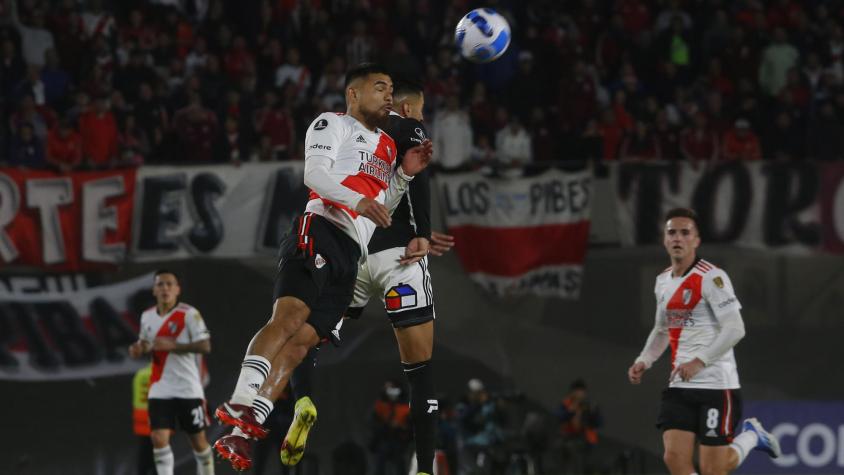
[368,112,432,254]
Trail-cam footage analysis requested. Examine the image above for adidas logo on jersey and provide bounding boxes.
[706,429,718,437]
[356,134,367,143]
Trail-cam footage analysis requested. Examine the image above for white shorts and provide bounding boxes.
[347,247,435,328]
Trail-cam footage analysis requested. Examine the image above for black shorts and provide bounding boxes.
[657,387,742,446]
[148,398,209,434]
[273,212,361,344]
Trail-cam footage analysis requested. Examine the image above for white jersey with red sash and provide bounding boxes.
[304,112,398,254]
[139,303,210,399]
[655,259,743,390]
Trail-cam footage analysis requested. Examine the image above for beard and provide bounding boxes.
[360,105,389,130]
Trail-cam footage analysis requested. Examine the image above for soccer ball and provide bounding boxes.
[454,8,511,63]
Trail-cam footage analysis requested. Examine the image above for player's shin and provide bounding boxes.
[404,360,437,474]
[193,446,215,475]
[152,446,174,475]
[290,347,319,400]
[729,430,759,468]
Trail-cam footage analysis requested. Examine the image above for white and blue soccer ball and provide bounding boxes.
[454,8,511,63]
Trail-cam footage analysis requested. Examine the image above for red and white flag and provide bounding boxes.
[437,169,592,299]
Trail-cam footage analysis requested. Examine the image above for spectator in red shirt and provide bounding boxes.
[255,91,295,160]
[46,118,83,172]
[171,91,219,163]
[722,118,762,160]
[598,108,625,161]
[620,120,661,160]
[79,94,119,168]
[681,113,720,162]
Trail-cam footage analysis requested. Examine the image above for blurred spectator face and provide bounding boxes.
[3,40,15,58]
[26,65,41,82]
[44,49,59,68]
[76,91,90,108]
[58,121,73,137]
[467,378,487,403]
[32,9,46,27]
[130,10,143,27]
[139,83,153,100]
[635,120,648,136]
[774,28,787,44]
[694,113,707,129]
[225,116,238,133]
[735,119,750,137]
[287,47,300,65]
[20,95,35,113]
[776,113,790,129]
[95,96,110,113]
[383,381,402,401]
[20,124,34,141]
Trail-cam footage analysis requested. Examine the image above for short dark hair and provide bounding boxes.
[344,62,391,88]
[392,79,423,100]
[154,269,180,284]
[665,207,699,230]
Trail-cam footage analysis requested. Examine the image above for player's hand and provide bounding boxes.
[429,231,455,256]
[398,237,430,265]
[399,139,433,177]
[128,340,151,358]
[356,197,392,227]
[628,361,647,384]
[152,337,177,352]
[670,358,705,383]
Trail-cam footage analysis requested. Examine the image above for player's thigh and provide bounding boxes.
[394,320,433,363]
[657,388,699,435]
[175,398,210,435]
[662,429,696,469]
[372,249,435,328]
[306,264,358,346]
[697,389,742,447]
[347,258,375,318]
[148,398,178,434]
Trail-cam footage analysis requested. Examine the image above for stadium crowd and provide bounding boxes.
[0,0,843,172]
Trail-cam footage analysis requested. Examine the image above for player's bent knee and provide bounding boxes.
[663,450,691,472]
[268,297,310,331]
[150,430,170,448]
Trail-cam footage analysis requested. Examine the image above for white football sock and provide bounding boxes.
[730,430,759,466]
[230,355,271,406]
[153,446,174,475]
[194,446,214,475]
[252,395,274,424]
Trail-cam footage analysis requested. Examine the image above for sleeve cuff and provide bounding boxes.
[634,356,653,369]
[396,165,414,182]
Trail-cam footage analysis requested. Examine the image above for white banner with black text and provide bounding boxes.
[436,169,592,299]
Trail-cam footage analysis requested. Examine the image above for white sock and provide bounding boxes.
[230,355,271,406]
[730,430,759,466]
[193,446,215,475]
[251,395,274,424]
[153,446,174,475]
